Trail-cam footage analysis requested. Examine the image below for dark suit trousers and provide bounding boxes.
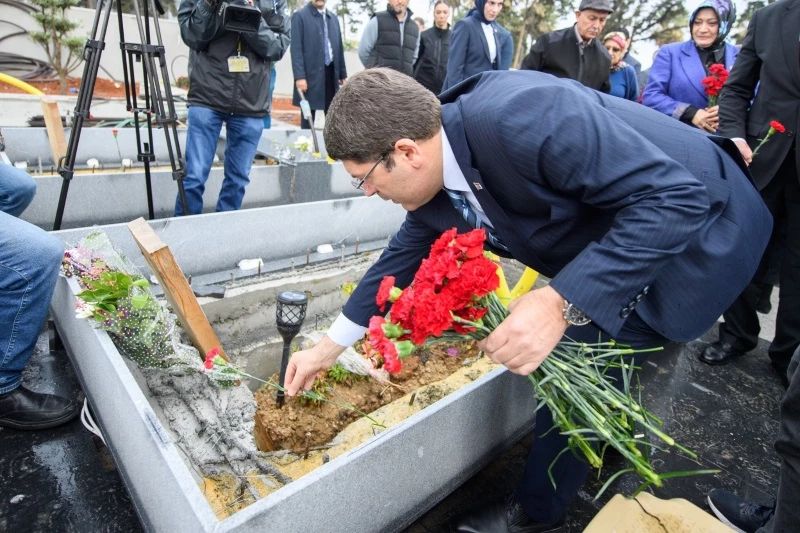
[758,344,800,533]
[300,64,336,130]
[719,151,800,372]
[516,311,669,524]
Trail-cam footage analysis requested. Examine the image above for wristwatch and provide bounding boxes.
[563,300,591,326]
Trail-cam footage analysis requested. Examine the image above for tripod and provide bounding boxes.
[54,0,188,230]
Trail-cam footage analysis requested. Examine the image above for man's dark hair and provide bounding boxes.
[324,68,441,168]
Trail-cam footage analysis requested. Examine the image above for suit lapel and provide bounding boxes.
[440,104,550,269]
[679,41,710,102]
[476,21,491,62]
[781,1,800,91]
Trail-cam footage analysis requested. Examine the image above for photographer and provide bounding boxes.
[176,0,290,216]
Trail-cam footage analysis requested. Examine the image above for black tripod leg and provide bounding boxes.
[54,0,114,230]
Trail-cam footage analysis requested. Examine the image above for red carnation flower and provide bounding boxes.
[770,121,786,134]
[376,276,396,311]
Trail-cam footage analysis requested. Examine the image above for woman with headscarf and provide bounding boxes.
[603,31,639,101]
[440,0,513,91]
[642,0,738,132]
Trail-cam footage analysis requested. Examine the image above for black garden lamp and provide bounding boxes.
[276,290,308,407]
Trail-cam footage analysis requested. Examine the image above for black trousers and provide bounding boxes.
[758,345,800,532]
[300,64,336,130]
[719,151,800,372]
[516,311,668,524]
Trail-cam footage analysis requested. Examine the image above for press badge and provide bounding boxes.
[228,56,250,72]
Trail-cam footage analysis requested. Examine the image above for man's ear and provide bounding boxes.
[394,138,423,167]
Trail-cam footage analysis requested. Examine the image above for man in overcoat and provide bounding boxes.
[291,0,347,129]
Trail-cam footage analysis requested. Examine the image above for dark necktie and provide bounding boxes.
[322,13,332,66]
[443,188,509,252]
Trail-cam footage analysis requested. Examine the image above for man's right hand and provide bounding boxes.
[295,79,308,93]
[734,139,753,166]
[284,335,345,396]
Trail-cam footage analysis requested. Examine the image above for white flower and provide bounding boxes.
[74,301,96,319]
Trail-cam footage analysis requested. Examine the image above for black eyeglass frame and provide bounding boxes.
[351,155,386,190]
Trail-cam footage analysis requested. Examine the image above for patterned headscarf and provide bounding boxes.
[690,0,736,50]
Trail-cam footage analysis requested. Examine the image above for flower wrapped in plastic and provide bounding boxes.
[62,232,202,372]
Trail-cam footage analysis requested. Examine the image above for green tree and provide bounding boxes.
[28,0,85,95]
[605,0,688,46]
[729,0,776,43]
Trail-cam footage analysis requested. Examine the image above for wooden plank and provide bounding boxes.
[127,217,228,361]
[40,97,67,165]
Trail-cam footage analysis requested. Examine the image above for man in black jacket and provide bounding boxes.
[521,0,612,93]
[358,0,420,75]
[176,0,290,216]
[413,0,451,94]
[701,0,800,384]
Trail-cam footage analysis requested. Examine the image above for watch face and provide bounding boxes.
[565,304,591,326]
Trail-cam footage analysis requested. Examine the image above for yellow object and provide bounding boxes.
[0,72,45,95]
[584,492,736,533]
[510,268,538,299]
[488,251,538,305]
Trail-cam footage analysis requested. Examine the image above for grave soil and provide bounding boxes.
[254,341,481,453]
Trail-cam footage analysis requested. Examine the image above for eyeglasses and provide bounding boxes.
[605,46,622,53]
[351,155,385,190]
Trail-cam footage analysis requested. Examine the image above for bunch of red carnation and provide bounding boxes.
[367,228,506,374]
[701,64,729,106]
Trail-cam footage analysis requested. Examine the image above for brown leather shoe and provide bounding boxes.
[0,386,79,430]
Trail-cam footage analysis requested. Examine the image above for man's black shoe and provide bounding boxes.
[0,386,79,430]
[770,362,790,389]
[699,340,746,366]
[449,495,564,533]
[707,489,773,533]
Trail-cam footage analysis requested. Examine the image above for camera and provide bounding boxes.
[219,0,284,33]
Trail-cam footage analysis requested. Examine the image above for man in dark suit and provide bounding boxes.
[702,2,800,531]
[520,0,612,92]
[284,68,771,532]
[291,0,347,130]
[700,0,799,381]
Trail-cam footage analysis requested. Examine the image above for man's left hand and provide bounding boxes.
[477,285,568,375]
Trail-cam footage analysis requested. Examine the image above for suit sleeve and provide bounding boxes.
[641,47,685,119]
[341,213,439,326]
[520,34,547,71]
[489,85,710,337]
[442,20,469,91]
[337,21,348,79]
[717,13,761,140]
[499,30,513,70]
[291,11,305,80]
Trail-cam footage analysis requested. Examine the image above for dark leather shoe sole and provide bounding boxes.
[0,407,79,430]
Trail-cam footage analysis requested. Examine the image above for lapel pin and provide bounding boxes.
[473,182,483,190]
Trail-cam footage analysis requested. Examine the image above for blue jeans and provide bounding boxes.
[0,212,64,394]
[175,105,264,216]
[263,64,277,129]
[0,164,36,217]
